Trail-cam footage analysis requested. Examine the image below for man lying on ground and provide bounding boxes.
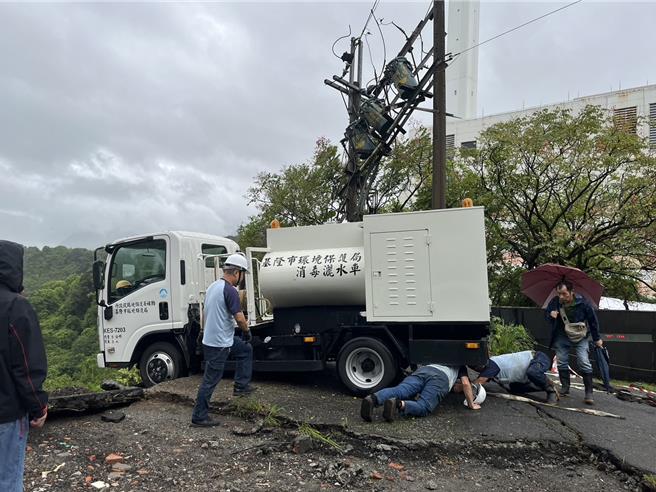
[471,350,559,403]
[360,364,481,422]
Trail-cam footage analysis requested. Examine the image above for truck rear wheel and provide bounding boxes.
[337,337,397,395]
[139,342,183,387]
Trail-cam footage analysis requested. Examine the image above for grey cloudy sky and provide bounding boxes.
[1,1,654,248]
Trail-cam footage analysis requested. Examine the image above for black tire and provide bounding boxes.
[337,337,397,395]
[139,342,184,387]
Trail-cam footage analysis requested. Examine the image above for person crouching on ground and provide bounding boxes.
[471,350,559,404]
[360,364,480,422]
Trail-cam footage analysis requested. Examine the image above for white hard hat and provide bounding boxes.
[463,383,487,407]
[224,253,250,273]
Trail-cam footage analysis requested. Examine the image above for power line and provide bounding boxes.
[372,14,387,79]
[454,0,585,57]
[331,25,352,60]
[339,92,349,113]
[423,0,434,21]
[356,0,381,41]
[364,34,379,87]
[381,19,422,72]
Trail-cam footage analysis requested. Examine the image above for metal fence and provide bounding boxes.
[492,307,656,383]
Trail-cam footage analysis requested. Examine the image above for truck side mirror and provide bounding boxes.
[93,260,105,290]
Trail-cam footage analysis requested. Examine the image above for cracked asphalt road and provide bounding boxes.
[24,369,656,491]
[150,370,656,476]
[26,397,633,492]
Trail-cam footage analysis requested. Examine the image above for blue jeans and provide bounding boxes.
[554,332,592,374]
[191,336,253,422]
[0,416,28,492]
[374,367,450,417]
[508,351,551,393]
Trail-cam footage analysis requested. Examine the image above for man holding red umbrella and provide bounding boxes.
[522,264,604,405]
[545,280,603,405]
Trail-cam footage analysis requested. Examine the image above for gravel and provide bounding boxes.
[23,396,637,491]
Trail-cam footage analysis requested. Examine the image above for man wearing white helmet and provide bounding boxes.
[471,350,559,404]
[454,380,487,408]
[360,364,479,423]
[191,253,254,427]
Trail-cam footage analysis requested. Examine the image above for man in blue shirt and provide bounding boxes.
[545,280,603,405]
[472,350,559,403]
[360,364,480,422]
[191,253,254,427]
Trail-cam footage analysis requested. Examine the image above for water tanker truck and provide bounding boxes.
[93,206,490,394]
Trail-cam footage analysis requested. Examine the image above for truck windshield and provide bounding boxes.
[108,239,166,303]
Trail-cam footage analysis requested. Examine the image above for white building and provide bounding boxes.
[445,84,656,302]
[445,84,656,151]
[446,0,480,120]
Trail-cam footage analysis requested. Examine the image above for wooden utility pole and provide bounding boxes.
[325,8,441,218]
[432,0,447,210]
[345,37,364,222]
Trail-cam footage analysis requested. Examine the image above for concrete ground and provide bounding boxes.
[149,370,656,477]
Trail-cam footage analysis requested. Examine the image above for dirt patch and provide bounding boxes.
[24,397,642,491]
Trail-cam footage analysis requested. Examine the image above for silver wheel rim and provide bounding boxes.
[344,347,384,390]
[146,351,175,384]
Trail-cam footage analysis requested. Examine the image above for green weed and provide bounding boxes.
[298,423,342,451]
[489,317,535,355]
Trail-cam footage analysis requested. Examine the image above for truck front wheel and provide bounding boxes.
[139,342,183,387]
[337,337,397,395]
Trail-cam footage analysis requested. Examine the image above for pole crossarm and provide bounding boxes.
[326,3,449,219]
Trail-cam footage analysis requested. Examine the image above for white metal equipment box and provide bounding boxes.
[363,207,489,323]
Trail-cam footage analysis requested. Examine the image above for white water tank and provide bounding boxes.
[257,208,490,323]
[259,247,365,308]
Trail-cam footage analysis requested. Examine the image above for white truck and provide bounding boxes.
[93,207,491,394]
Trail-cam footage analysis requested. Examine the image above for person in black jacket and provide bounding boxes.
[0,240,48,492]
[545,280,602,405]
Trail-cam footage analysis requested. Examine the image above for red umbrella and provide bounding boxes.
[521,263,603,308]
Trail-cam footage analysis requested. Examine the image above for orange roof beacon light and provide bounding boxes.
[462,198,474,208]
[270,219,281,229]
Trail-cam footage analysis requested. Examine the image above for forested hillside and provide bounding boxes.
[21,246,134,392]
[23,246,93,293]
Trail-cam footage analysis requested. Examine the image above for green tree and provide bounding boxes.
[23,269,107,391]
[358,125,480,215]
[23,246,92,294]
[237,138,343,249]
[365,126,433,214]
[467,105,656,302]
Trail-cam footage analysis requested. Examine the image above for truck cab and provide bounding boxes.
[93,232,239,386]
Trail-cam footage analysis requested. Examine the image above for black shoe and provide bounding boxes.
[546,387,559,404]
[545,380,560,404]
[360,395,377,422]
[583,373,594,405]
[558,370,570,396]
[191,417,221,427]
[233,385,257,397]
[382,398,400,422]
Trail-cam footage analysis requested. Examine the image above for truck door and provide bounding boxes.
[101,236,172,364]
[369,229,433,319]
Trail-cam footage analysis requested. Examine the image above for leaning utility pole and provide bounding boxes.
[345,38,364,222]
[326,6,451,219]
[432,0,447,210]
